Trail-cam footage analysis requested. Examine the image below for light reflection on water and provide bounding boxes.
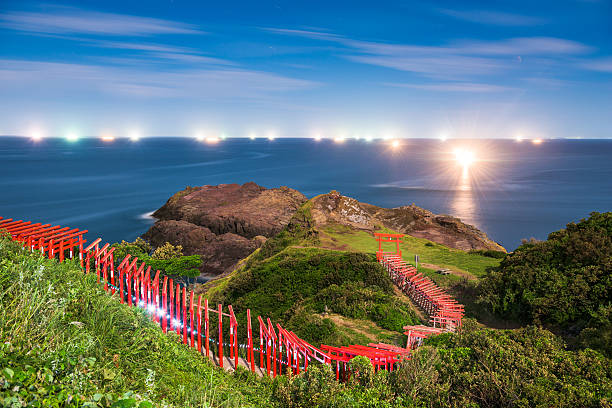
[0,137,610,250]
[450,167,477,227]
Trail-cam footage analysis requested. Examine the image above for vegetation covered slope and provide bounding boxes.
[274,323,611,408]
[201,203,421,346]
[205,247,421,346]
[0,236,272,407]
[478,212,612,356]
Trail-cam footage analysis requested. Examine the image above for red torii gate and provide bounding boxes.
[373,232,405,261]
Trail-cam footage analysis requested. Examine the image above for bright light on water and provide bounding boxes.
[30,129,44,141]
[391,139,401,148]
[66,132,79,142]
[249,133,256,140]
[532,138,543,145]
[334,136,345,143]
[453,148,475,168]
[205,136,220,144]
[129,131,141,141]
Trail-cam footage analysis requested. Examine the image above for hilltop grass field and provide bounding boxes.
[319,223,501,280]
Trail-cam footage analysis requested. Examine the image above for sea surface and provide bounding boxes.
[1,137,610,250]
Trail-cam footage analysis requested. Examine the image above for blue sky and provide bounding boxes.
[0,0,611,138]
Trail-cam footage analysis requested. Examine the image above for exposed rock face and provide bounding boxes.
[143,182,307,277]
[144,183,504,279]
[311,190,506,252]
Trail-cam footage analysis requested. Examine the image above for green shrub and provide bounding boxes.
[468,249,507,259]
[348,356,374,388]
[478,212,612,356]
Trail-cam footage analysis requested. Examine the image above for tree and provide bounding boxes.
[111,239,202,286]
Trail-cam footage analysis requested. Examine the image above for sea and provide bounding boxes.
[1,136,610,250]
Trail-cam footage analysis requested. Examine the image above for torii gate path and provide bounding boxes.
[0,217,462,379]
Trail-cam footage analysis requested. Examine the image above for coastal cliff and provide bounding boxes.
[311,191,505,252]
[143,182,307,276]
[143,182,505,277]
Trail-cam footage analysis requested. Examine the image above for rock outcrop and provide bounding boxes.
[311,191,505,252]
[143,182,307,277]
[144,183,504,279]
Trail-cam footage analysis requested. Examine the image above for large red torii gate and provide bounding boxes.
[373,232,405,261]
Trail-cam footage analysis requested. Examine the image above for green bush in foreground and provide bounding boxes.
[0,236,272,407]
[272,324,612,408]
[478,212,612,355]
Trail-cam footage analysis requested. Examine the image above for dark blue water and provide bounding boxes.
[1,137,610,250]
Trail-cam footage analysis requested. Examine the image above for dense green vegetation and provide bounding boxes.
[206,247,421,346]
[273,323,612,408]
[479,212,612,356]
[0,236,272,407]
[112,238,202,285]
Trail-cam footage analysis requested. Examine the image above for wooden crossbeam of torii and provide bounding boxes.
[373,232,404,260]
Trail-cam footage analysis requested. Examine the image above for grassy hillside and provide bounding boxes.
[320,223,501,279]
[200,197,506,344]
[0,235,272,407]
[203,247,421,346]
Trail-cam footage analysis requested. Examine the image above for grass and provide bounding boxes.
[320,223,501,279]
[202,247,422,347]
[0,236,273,407]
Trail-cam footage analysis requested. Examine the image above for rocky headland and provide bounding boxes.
[143,182,307,277]
[143,182,505,278]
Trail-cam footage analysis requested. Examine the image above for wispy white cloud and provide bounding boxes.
[261,27,343,42]
[266,27,593,83]
[87,40,235,66]
[437,8,545,26]
[0,6,202,36]
[0,59,318,99]
[581,57,612,72]
[453,37,591,56]
[347,54,506,79]
[385,82,515,93]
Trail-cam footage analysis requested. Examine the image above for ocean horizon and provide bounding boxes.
[1,136,610,250]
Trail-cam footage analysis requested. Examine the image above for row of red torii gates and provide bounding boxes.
[0,217,462,379]
[374,233,464,347]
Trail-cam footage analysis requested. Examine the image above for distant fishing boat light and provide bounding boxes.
[30,129,44,141]
[129,131,141,141]
[101,134,115,142]
[66,132,79,142]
